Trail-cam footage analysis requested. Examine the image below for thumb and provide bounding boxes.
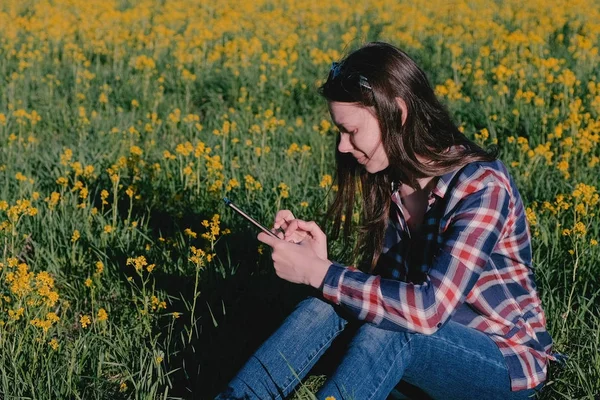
[257,231,279,248]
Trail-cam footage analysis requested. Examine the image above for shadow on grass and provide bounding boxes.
[138,207,314,398]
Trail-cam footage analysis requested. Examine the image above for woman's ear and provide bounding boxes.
[395,97,408,126]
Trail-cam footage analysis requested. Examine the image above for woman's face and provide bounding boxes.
[328,101,389,173]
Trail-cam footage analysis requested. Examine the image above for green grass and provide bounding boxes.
[0,0,599,398]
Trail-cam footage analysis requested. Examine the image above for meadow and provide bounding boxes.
[0,0,599,398]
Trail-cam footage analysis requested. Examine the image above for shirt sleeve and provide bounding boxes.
[321,172,511,334]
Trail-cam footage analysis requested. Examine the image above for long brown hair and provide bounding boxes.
[319,42,496,271]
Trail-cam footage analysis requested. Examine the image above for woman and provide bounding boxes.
[217,42,554,400]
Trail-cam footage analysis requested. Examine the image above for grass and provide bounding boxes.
[0,0,598,398]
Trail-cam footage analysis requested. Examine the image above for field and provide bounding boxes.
[0,0,599,398]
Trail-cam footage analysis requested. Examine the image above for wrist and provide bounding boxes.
[308,258,332,289]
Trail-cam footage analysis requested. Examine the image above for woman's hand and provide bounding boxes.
[272,210,328,260]
[257,232,331,289]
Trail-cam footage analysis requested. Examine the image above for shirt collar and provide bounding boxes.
[431,166,463,199]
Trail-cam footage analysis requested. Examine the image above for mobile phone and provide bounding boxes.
[223,198,280,239]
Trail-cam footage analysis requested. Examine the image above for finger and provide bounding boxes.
[295,220,326,239]
[273,209,295,229]
[283,219,303,236]
[257,232,279,248]
[271,228,285,240]
[283,220,308,242]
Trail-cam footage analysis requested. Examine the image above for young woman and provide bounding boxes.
[216,42,554,400]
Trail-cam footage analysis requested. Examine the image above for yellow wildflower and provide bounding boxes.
[130,145,143,157]
[48,338,59,351]
[80,315,91,328]
[95,261,104,275]
[320,174,333,188]
[97,308,108,322]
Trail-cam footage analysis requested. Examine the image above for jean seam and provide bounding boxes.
[278,326,346,399]
[366,335,415,400]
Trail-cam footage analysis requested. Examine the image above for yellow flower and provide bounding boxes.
[95,261,104,275]
[300,201,309,208]
[80,315,91,328]
[46,312,60,323]
[155,355,164,364]
[56,176,68,187]
[103,225,113,234]
[278,182,290,198]
[48,338,59,351]
[100,189,109,205]
[130,146,143,157]
[71,230,80,243]
[525,208,537,226]
[8,307,25,321]
[184,228,197,238]
[97,308,108,322]
[572,222,587,236]
[119,382,127,392]
[84,278,93,288]
[320,174,333,188]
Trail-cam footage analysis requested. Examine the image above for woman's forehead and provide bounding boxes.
[328,102,375,125]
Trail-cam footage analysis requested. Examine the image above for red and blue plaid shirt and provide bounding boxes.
[322,160,554,391]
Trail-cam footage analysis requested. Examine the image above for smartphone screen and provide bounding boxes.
[223,198,280,239]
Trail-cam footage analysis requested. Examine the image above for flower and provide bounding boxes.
[97,308,108,322]
[320,174,333,188]
[80,315,91,328]
[127,255,148,272]
[48,338,59,351]
[184,228,197,238]
[95,261,104,275]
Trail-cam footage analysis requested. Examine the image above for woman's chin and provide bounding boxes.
[364,162,385,174]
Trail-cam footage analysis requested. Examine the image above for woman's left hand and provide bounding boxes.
[257,232,332,289]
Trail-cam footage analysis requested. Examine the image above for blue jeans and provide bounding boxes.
[216,296,544,400]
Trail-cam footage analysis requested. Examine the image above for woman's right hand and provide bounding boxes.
[272,210,328,260]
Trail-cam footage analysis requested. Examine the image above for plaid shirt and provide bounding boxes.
[322,160,554,391]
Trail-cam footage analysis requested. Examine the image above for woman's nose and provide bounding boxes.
[337,133,353,153]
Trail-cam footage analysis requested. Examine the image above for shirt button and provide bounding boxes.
[437,323,442,328]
